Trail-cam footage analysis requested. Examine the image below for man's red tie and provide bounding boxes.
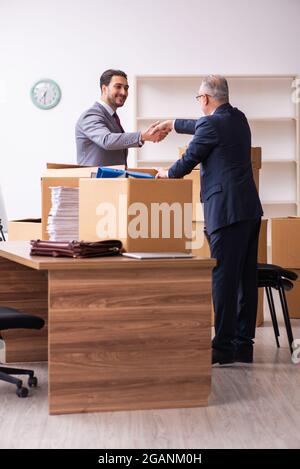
[113,112,127,170]
[113,112,125,133]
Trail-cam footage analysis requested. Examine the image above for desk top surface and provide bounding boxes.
[0,241,215,271]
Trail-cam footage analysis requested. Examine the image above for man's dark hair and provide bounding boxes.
[100,69,128,91]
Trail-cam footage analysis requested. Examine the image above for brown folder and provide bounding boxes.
[30,239,122,258]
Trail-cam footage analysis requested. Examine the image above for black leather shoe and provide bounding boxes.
[234,345,253,363]
[212,349,235,365]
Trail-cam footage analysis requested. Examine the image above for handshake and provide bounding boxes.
[141,120,173,143]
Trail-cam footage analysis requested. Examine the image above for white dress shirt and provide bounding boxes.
[98,99,115,116]
[98,99,143,146]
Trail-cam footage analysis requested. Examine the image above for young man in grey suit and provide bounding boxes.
[76,69,166,167]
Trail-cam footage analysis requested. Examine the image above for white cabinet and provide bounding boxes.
[134,75,299,217]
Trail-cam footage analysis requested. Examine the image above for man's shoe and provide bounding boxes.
[234,345,253,363]
[212,349,235,365]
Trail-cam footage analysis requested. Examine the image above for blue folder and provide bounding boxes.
[96,167,154,179]
[126,170,154,179]
[96,167,125,178]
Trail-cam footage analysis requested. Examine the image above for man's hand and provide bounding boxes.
[153,120,173,134]
[141,120,171,143]
[155,167,169,179]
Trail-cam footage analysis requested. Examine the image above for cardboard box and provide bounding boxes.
[251,147,262,193]
[191,219,267,326]
[251,147,262,169]
[191,219,267,260]
[271,217,300,268]
[191,221,210,257]
[253,168,259,193]
[8,218,42,241]
[42,166,100,178]
[45,162,124,171]
[41,167,165,240]
[256,218,267,327]
[41,163,102,239]
[179,148,261,221]
[271,217,300,318]
[285,269,300,318]
[183,170,203,222]
[179,146,261,169]
[79,178,193,252]
[43,163,129,177]
[46,163,93,169]
[258,219,268,264]
[185,166,259,219]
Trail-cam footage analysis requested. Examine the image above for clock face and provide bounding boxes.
[30,79,61,109]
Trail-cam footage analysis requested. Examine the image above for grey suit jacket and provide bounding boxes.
[75,102,141,166]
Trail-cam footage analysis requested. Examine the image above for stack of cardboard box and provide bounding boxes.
[271,217,300,318]
[8,148,261,245]
[178,147,264,326]
[9,164,193,253]
[8,218,42,240]
[8,153,265,325]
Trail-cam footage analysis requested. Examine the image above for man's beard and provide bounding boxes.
[108,94,126,108]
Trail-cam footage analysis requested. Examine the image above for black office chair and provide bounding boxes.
[0,218,5,241]
[0,223,45,397]
[0,307,45,397]
[257,263,297,354]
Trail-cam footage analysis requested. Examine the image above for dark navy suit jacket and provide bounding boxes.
[168,103,263,235]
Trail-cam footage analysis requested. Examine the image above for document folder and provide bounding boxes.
[30,239,123,258]
[96,167,125,178]
[96,167,154,179]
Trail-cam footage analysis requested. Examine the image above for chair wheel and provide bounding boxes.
[16,387,28,398]
[28,376,38,387]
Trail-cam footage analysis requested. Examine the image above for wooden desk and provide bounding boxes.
[0,241,215,415]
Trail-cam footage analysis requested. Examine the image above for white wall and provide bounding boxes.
[0,0,299,221]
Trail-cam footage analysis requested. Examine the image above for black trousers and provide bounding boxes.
[206,218,261,352]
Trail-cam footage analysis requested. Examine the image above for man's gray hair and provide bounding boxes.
[201,75,229,102]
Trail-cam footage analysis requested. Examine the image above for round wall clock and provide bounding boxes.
[30,79,61,109]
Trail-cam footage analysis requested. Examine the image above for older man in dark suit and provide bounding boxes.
[156,75,263,365]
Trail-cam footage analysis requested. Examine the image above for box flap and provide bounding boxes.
[9,218,41,223]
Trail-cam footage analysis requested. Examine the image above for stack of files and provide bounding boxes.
[47,186,79,241]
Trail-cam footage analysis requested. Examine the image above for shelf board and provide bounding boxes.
[136,116,296,122]
[249,117,296,122]
[136,117,188,121]
[262,200,297,205]
[137,159,298,168]
[137,160,176,166]
[138,159,297,165]
[136,74,298,80]
[262,159,297,164]
[135,74,299,221]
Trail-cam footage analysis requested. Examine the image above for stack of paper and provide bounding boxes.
[47,186,79,241]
